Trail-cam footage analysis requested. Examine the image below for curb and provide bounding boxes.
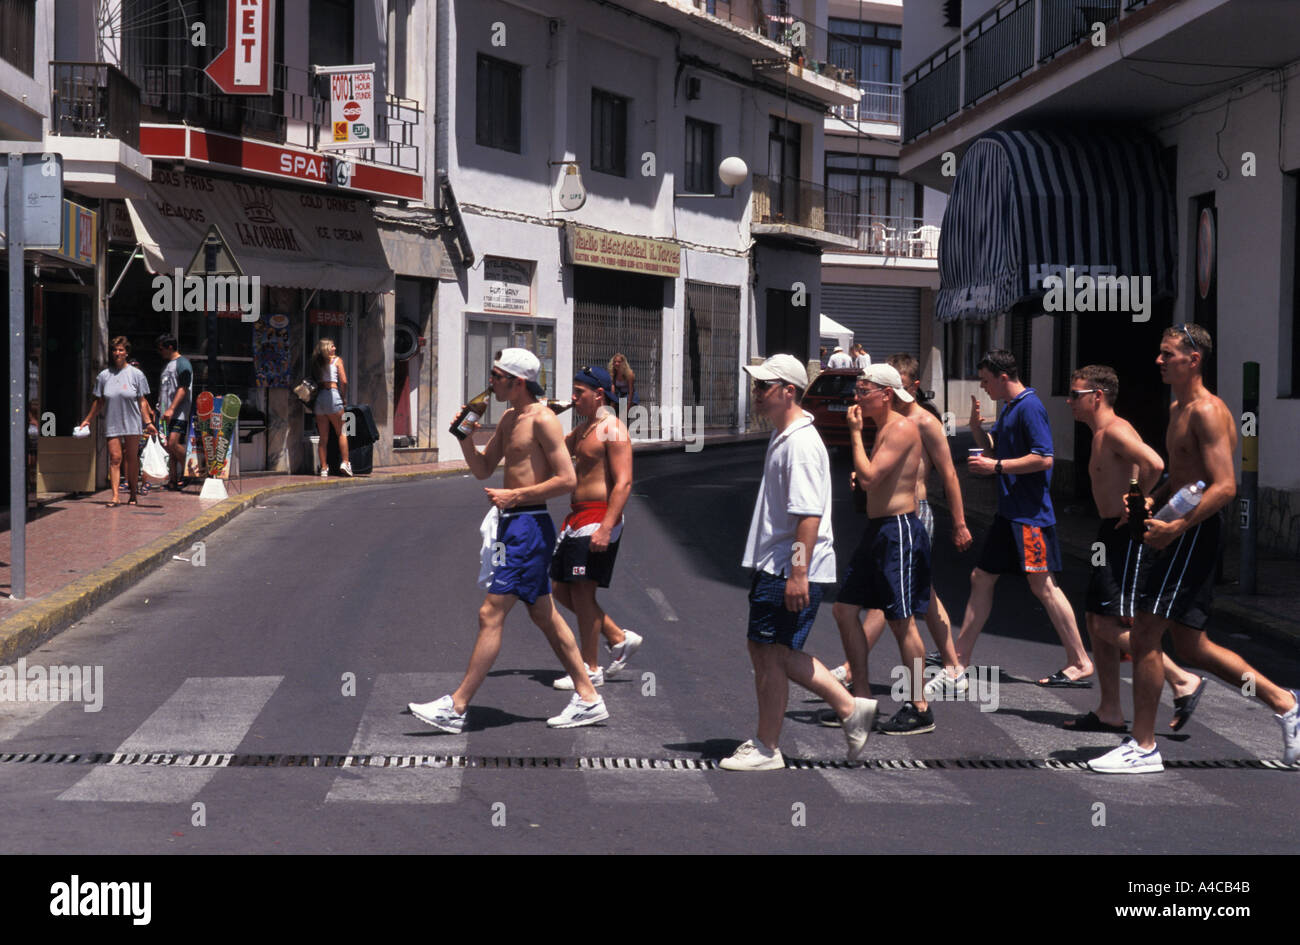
[0,467,466,665]
[946,503,1300,653]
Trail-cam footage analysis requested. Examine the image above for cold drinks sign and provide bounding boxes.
[316,64,376,150]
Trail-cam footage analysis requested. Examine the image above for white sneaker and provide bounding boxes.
[319,467,329,478]
[340,461,354,477]
[546,693,609,728]
[408,694,466,734]
[1088,736,1164,774]
[829,664,851,689]
[552,666,604,690]
[1277,690,1300,766]
[719,739,784,771]
[922,668,970,699]
[842,697,878,762]
[605,630,643,678]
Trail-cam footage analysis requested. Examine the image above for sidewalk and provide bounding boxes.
[930,463,1300,651]
[0,431,766,662]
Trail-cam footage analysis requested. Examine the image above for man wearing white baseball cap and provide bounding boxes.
[409,347,610,732]
[721,354,877,771]
[831,362,938,734]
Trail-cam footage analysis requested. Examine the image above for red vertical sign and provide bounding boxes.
[204,0,276,95]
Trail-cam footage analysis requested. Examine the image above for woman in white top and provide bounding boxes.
[312,339,352,477]
[78,336,158,507]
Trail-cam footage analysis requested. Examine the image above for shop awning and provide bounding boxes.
[935,128,1176,322]
[125,173,393,294]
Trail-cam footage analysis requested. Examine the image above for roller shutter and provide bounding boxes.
[821,284,921,362]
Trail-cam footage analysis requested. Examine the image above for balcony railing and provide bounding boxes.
[821,213,941,259]
[830,81,901,125]
[690,1,857,82]
[49,61,141,149]
[903,0,1140,143]
[752,174,857,238]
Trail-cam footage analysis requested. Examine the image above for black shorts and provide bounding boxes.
[550,533,621,588]
[1138,513,1223,630]
[976,514,1062,574]
[837,513,931,620]
[1086,519,1151,620]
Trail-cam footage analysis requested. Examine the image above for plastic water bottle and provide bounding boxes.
[1153,480,1206,522]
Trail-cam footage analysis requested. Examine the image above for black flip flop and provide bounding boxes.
[1170,676,1207,731]
[1062,710,1127,733]
[1037,670,1094,688]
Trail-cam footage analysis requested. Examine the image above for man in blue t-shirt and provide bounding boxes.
[949,350,1094,689]
[156,333,193,490]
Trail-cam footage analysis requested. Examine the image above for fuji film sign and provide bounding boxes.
[317,64,375,150]
[204,0,275,95]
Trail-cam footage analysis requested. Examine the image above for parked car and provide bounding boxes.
[804,368,876,452]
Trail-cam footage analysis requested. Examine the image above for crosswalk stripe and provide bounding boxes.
[326,673,467,804]
[1121,677,1286,759]
[582,769,717,803]
[819,768,973,805]
[1058,768,1230,806]
[0,701,61,743]
[58,676,282,803]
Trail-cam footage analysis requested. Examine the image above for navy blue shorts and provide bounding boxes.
[837,513,931,620]
[1086,518,1151,620]
[976,514,1062,574]
[746,571,827,650]
[487,506,555,605]
[1138,513,1223,630]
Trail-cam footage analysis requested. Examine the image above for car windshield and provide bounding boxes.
[807,373,858,397]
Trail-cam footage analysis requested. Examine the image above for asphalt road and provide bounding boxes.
[1,442,1296,855]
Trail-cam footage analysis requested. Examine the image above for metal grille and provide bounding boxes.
[573,298,662,413]
[684,282,741,430]
[964,0,1035,106]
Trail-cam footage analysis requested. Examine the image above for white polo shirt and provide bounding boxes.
[742,410,837,583]
[826,352,854,369]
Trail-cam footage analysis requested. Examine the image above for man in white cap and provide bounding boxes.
[832,363,936,734]
[721,354,877,770]
[827,346,854,370]
[409,348,609,731]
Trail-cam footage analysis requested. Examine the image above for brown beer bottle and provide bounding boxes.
[853,473,868,514]
[1126,478,1147,540]
[450,387,491,440]
[547,400,573,415]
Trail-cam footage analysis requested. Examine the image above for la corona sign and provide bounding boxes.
[205,0,276,95]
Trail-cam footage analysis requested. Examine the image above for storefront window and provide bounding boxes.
[465,316,555,426]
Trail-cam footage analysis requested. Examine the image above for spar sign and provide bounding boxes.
[204,0,275,95]
[315,64,375,150]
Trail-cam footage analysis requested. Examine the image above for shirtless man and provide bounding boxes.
[825,355,973,701]
[1090,325,1299,772]
[408,348,609,731]
[549,365,643,690]
[832,365,936,734]
[1064,365,1205,735]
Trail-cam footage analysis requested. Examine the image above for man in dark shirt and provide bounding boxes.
[156,334,193,490]
[951,350,1094,688]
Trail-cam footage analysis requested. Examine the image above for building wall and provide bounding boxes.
[0,0,53,141]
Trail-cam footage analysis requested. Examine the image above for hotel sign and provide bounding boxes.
[566,225,680,278]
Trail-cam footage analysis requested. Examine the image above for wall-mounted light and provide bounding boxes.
[676,156,749,199]
[551,161,587,211]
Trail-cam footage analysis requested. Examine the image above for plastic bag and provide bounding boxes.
[141,434,171,485]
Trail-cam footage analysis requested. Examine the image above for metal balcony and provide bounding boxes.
[49,61,141,149]
[830,81,900,125]
[751,174,858,246]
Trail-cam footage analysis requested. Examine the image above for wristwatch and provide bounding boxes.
[995,460,1003,475]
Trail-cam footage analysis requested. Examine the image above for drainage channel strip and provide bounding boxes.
[0,752,1291,771]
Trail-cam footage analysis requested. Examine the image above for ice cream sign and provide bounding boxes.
[316,64,376,150]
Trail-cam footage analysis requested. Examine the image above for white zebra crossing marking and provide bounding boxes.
[0,701,60,743]
[819,768,973,805]
[326,673,466,803]
[59,676,282,803]
[582,769,717,803]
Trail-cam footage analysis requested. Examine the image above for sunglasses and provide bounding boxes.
[1176,323,1199,353]
[854,385,885,395]
[1066,388,1100,401]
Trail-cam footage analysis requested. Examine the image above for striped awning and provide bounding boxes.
[935,128,1177,322]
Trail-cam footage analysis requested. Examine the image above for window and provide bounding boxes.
[591,89,628,176]
[684,118,717,194]
[476,54,522,153]
[310,0,354,68]
[946,321,989,380]
[825,152,922,233]
[828,18,902,86]
[0,0,36,76]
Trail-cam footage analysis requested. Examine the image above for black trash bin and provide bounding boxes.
[326,403,379,474]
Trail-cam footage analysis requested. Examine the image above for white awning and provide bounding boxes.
[819,313,854,351]
[125,173,393,294]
